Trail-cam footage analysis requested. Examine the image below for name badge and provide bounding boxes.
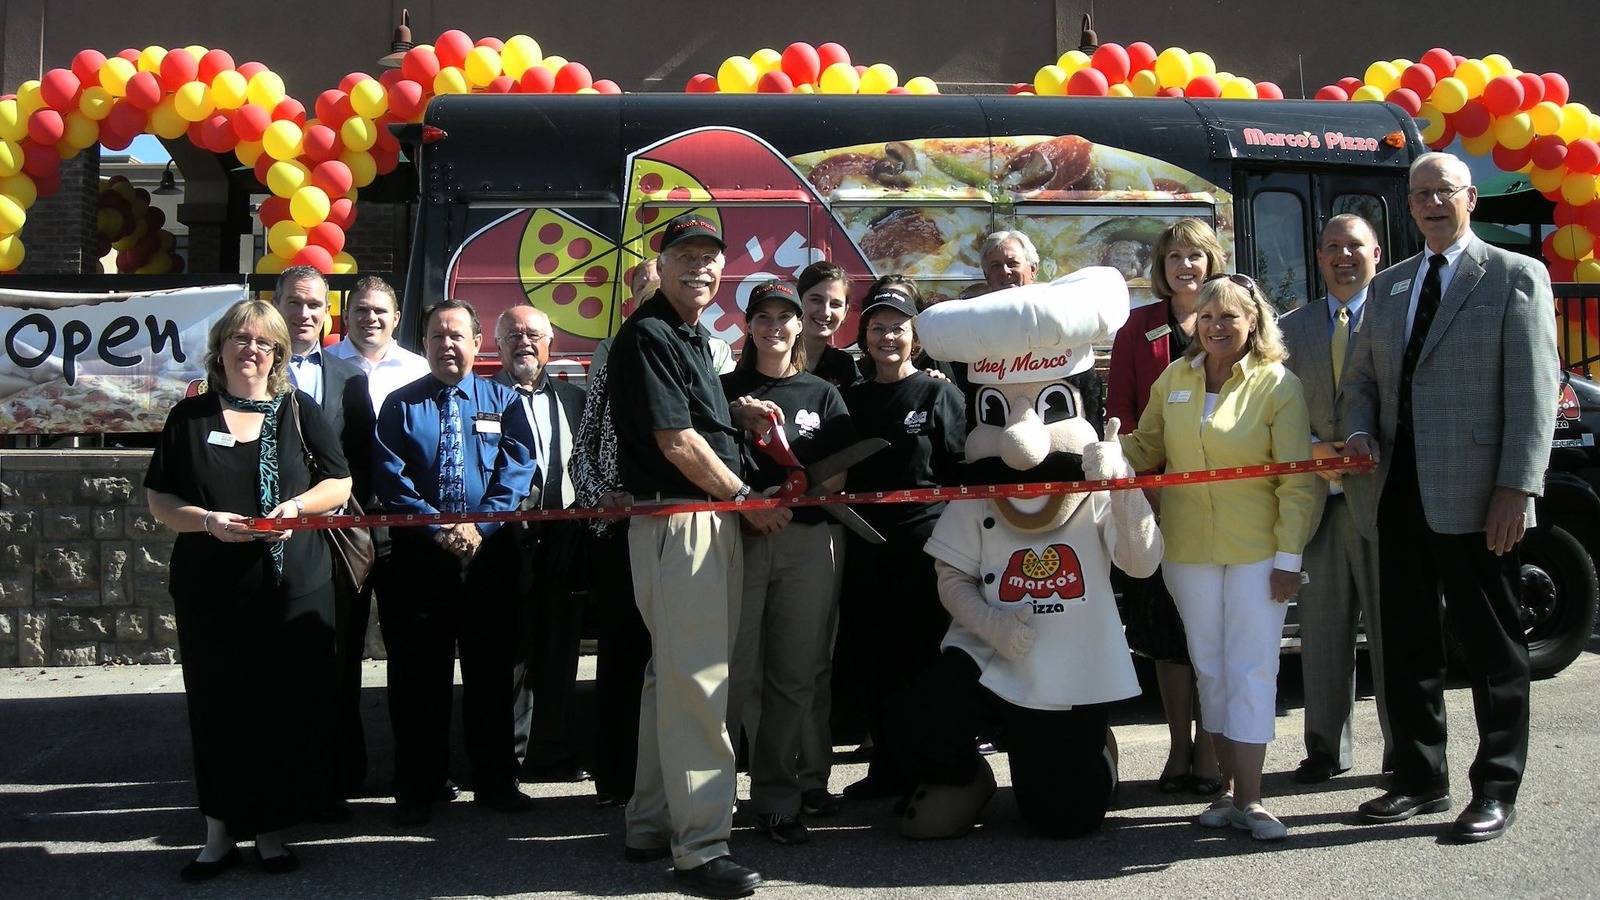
[207,431,236,447]
[1389,279,1411,295]
[1167,390,1193,403]
[474,418,502,434]
[1145,324,1172,342]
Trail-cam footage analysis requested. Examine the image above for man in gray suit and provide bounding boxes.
[1280,214,1392,784]
[1342,152,1559,842]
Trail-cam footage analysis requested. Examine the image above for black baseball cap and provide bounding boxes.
[859,288,918,320]
[660,213,726,252]
[745,280,801,317]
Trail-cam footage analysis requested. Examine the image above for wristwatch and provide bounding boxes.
[731,484,752,502]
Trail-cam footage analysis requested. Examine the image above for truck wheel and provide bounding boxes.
[1519,524,1599,679]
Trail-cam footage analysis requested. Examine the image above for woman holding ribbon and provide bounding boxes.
[146,299,352,880]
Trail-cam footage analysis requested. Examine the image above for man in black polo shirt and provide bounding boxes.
[607,213,788,898]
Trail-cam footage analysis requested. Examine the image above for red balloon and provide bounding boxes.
[1553,200,1580,228]
[116,49,141,64]
[1385,88,1422,116]
[554,62,593,94]
[1541,73,1570,107]
[593,79,621,95]
[306,221,346,254]
[781,42,821,86]
[1516,72,1545,111]
[378,68,404,89]
[252,153,275,186]
[1315,85,1349,102]
[1008,82,1034,95]
[1399,64,1437,97]
[339,72,373,94]
[311,160,354,196]
[519,66,556,94]
[292,243,334,273]
[30,165,61,199]
[1531,135,1569,171]
[1420,47,1457,78]
[1426,120,1456,152]
[1548,257,1577,282]
[475,36,505,52]
[373,115,401,152]
[485,75,516,94]
[72,49,108,85]
[887,86,909,94]
[40,69,81,111]
[1481,75,1524,117]
[302,124,341,162]
[258,195,291,225]
[1090,44,1130,85]
[434,30,474,69]
[27,109,65,145]
[272,97,306,126]
[201,114,238,153]
[854,65,867,77]
[21,140,59,178]
[685,73,718,94]
[1127,42,1158,73]
[757,71,795,94]
[146,206,166,230]
[233,103,271,141]
[401,47,441,85]
[235,60,268,81]
[197,49,236,83]
[817,42,851,72]
[315,90,351,124]
[159,48,199,92]
[1566,138,1600,174]
[387,80,427,119]
[1578,201,1600,234]
[1067,67,1110,96]
[1337,76,1365,95]
[371,144,400,175]
[105,102,148,141]
[170,253,186,274]
[1453,99,1491,138]
[1156,86,1185,98]
[185,119,209,151]
[326,196,355,229]
[1255,82,1285,100]
[124,71,163,111]
[1491,142,1531,172]
[1185,76,1221,98]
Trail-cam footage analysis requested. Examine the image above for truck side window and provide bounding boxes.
[1251,191,1309,312]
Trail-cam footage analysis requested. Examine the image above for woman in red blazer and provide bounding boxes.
[1107,217,1228,795]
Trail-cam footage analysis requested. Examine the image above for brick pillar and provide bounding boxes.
[18,150,99,274]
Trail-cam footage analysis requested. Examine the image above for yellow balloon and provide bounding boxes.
[1455,59,1490,97]
[1431,77,1469,114]
[174,82,215,122]
[137,45,166,74]
[433,67,470,96]
[0,232,23,270]
[212,71,248,110]
[1057,50,1090,74]
[1529,100,1564,136]
[267,219,308,257]
[904,76,939,95]
[1190,51,1217,78]
[246,70,287,109]
[1153,47,1194,89]
[340,148,377,188]
[266,159,310,198]
[290,185,331,227]
[1575,258,1600,283]
[1529,165,1565,194]
[16,81,45,118]
[1363,61,1400,95]
[1034,65,1068,96]
[1492,112,1534,150]
[1416,103,1446,144]
[256,251,287,275]
[859,64,898,94]
[349,79,388,119]
[262,120,305,161]
[795,82,816,94]
[100,57,136,97]
[340,116,376,152]
[1552,224,1595,260]
[1221,78,1257,99]
[1130,69,1161,97]
[0,100,23,142]
[541,55,569,74]
[1560,172,1597,206]
[62,111,99,149]
[183,45,208,62]
[717,56,759,93]
[0,194,25,235]
[1,173,36,208]
[1109,83,1134,97]
[463,46,501,88]
[150,96,188,139]
[501,35,542,79]
[234,139,264,167]
[1460,130,1498,157]
[819,62,860,94]
[1482,53,1514,78]
[78,86,115,120]
[1351,85,1386,103]
[331,250,358,275]
[575,87,598,95]
[1558,102,1592,143]
[1390,58,1414,72]
[751,48,782,74]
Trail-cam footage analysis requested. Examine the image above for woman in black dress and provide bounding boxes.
[145,299,352,881]
[836,276,966,802]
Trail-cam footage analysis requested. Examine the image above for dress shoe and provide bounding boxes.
[1294,757,1351,784]
[801,788,841,817]
[673,855,763,899]
[393,800,433,827]
[474,785,534,812]
[594,791,628,809]
[623,843,672,863]
[1357,788,1451,823]
[179,847,241,883]
[258,847,300,874]
[438,780,461,802]
[1450,798,1516,842]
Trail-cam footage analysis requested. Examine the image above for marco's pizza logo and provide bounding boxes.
[998,544,1085,605]
[1558,383,1579,421]
[794,408,821,437]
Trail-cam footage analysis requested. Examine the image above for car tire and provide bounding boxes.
[1518,524,1600,679]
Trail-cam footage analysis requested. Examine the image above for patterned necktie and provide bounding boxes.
[1398,254,1447,435]
[1331,303,1351,388]
[437,387,467,513]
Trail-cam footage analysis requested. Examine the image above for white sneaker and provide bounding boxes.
[1196,793,1235,828]
[1229,804,1288,841]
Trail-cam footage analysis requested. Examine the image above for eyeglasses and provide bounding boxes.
[227,334,277,353]
[1408,184,1469,204]
[866,323,911,340]
[1204,272,1259,293]
[498,329,547,344]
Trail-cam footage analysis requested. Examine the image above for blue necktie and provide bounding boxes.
[438,387,467,513]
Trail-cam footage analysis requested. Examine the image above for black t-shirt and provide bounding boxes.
[145,391,349,600]
[809,345,862,390]
[722,368,857,525]
[607,291,741,497]
[842,372,966,531]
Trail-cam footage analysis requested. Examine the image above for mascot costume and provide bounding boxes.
[889,267,1163,839]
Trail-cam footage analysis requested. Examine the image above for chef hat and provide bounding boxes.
[917,266,1130,383]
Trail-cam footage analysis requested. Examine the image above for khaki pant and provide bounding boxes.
[624,510,743,868]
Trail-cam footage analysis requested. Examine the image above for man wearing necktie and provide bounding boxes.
[1279,215,1392,786]
[1342,152,1559,842]
[491,306,591,785]
[274,266,375,814]
[373,299,538,827]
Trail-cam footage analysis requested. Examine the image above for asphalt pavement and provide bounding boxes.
[3,642,1598,900]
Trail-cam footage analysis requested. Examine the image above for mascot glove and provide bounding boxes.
[937,560,1035,661]
[1083,417,1134,481]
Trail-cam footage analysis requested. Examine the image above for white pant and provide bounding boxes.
[1162,559,1287,745]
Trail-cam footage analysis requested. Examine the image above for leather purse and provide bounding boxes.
[289,394,375,593]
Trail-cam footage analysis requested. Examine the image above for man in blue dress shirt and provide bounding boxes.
[373,299,538,827]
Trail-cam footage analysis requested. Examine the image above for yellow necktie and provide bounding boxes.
[1331,303,1351,387]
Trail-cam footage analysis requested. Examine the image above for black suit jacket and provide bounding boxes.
[306,351,376,505]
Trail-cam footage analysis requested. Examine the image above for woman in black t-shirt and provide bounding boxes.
[796,261,862,390]
[835,276,966,803]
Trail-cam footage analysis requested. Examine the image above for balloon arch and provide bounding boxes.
[1,34,1596,290]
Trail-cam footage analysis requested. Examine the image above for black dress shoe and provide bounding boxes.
[179,847,241,883]
[258,847,300,874]
[594,791,628,809]
[1358,788,1452,823]
[474,785,534,812]
[1294,757,1351,784]
[673,855,763,899]
[393,800,433,827]
[1450,798,1516,842]
[521,762,593,783]
[623,843,672,863]
[438,780,461,802]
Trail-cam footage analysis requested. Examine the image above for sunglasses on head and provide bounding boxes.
[1204,272,1258,292]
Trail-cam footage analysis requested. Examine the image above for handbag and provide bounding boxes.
[289,394,375,593]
